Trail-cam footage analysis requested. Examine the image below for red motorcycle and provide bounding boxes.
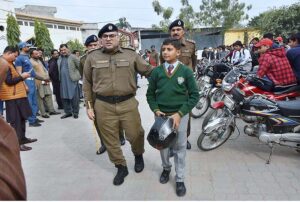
[201,68,300,130]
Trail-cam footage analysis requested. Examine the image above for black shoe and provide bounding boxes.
[61,113,72,119]
[120,135,125,146]
[41,114,50,118]
[73,114,78,119]
[134,154,144,173]
[169,148,174,158]
[49,111,61,115]
[113,165,129,186]
[186,140,191,150]
[159,169,171,184]
[96,145,106,155]
[176,182,186,197]
[29,122,41,127]
[21,138,38,144]
[20,144,32,151]
[36,118,44,123]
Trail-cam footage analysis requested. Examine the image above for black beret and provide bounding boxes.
[84,35,98,46]
[98,23,118,37]
[169,19,184,30]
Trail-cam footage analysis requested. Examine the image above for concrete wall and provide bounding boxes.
[18,24,82,49]
[0,0,14,52]
[224,29,261,46]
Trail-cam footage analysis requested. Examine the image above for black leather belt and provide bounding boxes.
[96,94,134,104]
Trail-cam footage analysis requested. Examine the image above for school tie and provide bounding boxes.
[168,64,174,75]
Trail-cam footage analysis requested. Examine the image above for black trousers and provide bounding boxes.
[5,98,32,144]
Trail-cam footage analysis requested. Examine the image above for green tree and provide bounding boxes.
[6,14,20,46]
[34,20,54,56]
[196,0,252,30]
[152,0,251,32]
[248,2,300,38]
[116,17,131,30]
[66,39,85,55]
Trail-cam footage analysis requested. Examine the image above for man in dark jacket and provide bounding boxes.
[48,49,63,109]
[0,49,27,200]
[286,33,300,83]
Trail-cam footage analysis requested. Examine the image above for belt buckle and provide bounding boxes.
[113,96,121,103]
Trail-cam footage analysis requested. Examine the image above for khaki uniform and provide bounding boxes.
[83,47,152,166]
[30,58,55,115]
[160,37,197,71]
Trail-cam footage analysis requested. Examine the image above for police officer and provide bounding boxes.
[83,23,153,186]
[161,19,197,150]
[80,35,125,155]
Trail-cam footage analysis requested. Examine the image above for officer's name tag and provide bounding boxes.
[96,60,109,64]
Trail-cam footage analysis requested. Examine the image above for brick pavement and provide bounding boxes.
[21,78,300,200]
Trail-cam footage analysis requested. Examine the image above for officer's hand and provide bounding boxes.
[155,111,165,117]
[21,72,30,79]
[171,113,181,130]
[87,108,95,121]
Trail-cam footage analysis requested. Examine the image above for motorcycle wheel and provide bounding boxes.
[202,108,225,130]
[210,88,223,107]
[197,124,234,151]
[191,95,210,119]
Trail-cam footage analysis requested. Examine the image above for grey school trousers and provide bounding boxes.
[159,114,189,182]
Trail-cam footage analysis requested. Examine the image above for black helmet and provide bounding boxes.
[147,116,177,150]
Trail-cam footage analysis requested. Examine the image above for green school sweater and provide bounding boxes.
[146,63,199,117]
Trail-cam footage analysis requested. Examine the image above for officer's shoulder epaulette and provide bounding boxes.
[122,46,136,51]
[88,47,102,54]
[186,39,196,44]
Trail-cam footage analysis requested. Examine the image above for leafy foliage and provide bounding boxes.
[66,39,85,55]
[248,2,300,38]
[116,17,132,30]
[34,20,54,56]
[152,0,251,32]
[6,14,20,46]
[196,0,251,30]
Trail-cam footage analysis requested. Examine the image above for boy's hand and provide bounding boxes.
[171,113,181,129]
[155,111,166,117]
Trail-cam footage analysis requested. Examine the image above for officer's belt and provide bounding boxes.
[96,94,134,104]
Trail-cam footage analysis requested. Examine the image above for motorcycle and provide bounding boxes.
[191,61,232,118]
[197,84,300,163]
[201,68,300,130]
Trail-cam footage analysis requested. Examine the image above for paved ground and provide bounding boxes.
[21,78,300,200]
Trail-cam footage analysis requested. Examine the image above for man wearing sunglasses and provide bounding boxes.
[83,23,153,186]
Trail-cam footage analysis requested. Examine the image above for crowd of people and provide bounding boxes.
[0,16,299,199]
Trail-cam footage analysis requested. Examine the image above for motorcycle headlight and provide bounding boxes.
[224,95,235,110]
[222,80,233,92]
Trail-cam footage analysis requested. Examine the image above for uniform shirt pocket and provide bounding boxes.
[116,60,130,68]
[94,60,110,78]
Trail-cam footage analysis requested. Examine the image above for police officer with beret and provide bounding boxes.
[83,23,153,186]
[161,19,197,150]
[80,35,126,155]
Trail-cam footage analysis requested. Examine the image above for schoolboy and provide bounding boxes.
[146,38,199,197]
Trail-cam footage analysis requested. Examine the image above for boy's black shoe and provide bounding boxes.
[113,165,128,185]
[176,182,186,197]
[186,140,191,150]
[159,169,171,184]
[96,145,106,155]
[134,155,144,173]
[120,135,125,145]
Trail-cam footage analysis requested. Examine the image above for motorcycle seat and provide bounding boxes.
[277,99,300,117]
[274,85,300,95]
